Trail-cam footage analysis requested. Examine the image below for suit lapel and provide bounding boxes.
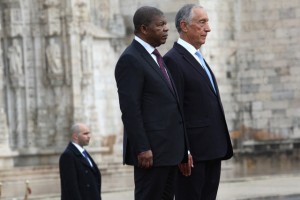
[133,41,176,97]
[203,59,220,97]
[174,43,218,96]
[165,66,181,100]
[68,143,94,169]
[84,151,100,174]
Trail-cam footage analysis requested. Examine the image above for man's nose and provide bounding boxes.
[205,23,211,32]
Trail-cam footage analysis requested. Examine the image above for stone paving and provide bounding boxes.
[101,173,300,200]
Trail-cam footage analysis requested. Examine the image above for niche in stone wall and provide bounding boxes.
[38,36,71,147]
[5,37,26,149]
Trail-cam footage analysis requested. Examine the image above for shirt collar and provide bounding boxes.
[177,38,199,56]
[72,142,85,154]
[134,35,155,55]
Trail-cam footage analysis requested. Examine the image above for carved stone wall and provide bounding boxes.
[0,0,125,168]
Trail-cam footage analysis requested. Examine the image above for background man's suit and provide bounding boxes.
[59,142,101,200]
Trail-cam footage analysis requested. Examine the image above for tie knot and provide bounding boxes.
[195,51,203,59]
[82,150,88,157]
[152,49,162,58]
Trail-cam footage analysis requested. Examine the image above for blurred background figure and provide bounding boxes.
[59,123,102,200]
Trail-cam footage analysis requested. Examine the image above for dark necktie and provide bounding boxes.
[82,150,93,167]
[195,51,216,93]
[152,49,174,92]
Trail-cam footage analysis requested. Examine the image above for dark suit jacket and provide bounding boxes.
[115,39,187,166]
[164,42,233,162]
[59,142,101,200]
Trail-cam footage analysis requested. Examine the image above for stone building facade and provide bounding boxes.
[0,0,125,168]
[0,0,300,198]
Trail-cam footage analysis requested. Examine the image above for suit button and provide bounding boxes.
[85,170,88,173]
[86,184,90,187]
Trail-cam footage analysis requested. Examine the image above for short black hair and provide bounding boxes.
[133,6,164,34]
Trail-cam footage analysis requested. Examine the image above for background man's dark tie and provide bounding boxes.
[83,150,93,167]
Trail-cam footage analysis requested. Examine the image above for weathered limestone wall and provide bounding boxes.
[199,0,300,147]
[234,0,300,140]
[0,0,125,168]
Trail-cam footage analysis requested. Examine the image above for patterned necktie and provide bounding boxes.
[82,150,93,167]
[152,49,174,92]
[195,51,216,93]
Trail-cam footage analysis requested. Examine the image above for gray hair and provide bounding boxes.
[175,4,203,33]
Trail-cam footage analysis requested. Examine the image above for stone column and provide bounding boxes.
[0,34,15,168]
[45,37,66,146]
[8,38,26,148]
[0,43,9,150]
[40,0,70,147]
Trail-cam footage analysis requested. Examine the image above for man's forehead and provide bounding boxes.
[193,7,208,18]
[80,125,90,133]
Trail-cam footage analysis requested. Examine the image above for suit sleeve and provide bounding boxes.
[115,54,151,155]
[59,153,82,200]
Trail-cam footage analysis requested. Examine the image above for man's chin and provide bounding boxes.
[158,41,166,46]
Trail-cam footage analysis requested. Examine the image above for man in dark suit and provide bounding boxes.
[59,123,101,200]
[163,4,233,200]
[115,6,191,200]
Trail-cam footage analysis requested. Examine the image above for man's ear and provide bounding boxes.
[140,24,148,35]
[180,20,188,32]
[72,133,78,141]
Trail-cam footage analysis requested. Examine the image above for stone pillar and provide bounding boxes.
[0,44,9,150]
[40,0,71,147]
[0,25,15,168]
[3,1,29,149]
[8,38,26,148]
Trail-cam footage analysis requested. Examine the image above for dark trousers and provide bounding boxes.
[134,166,177,200]
[175,160,221,200]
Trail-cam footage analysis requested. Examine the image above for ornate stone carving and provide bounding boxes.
[98,0,109,29]
[46,38,64,85]
[7,39,23,75]
[44,0,60,8]
[75,0,90,22]
[80,36,93,85]
[4,8,23,37]
[42,0,61,36]
[7,38,25,88]
[109,14,126,37]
